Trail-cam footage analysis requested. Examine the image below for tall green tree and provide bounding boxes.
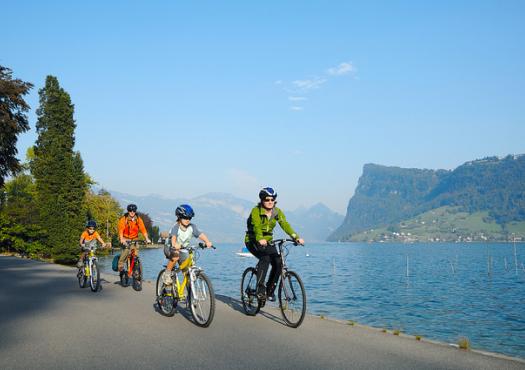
[31,76,87,263]
[0,66,33,188]
[85,188,123,244]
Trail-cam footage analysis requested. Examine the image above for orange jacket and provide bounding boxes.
[118,215,147,240]
[80,230,101,243]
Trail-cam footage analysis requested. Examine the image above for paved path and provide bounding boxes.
[0,256,523,370]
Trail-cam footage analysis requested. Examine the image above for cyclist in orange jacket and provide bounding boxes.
[77,220,106,268]
[117,204,151,271]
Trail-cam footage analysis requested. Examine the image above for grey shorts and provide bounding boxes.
[164,246,189,264]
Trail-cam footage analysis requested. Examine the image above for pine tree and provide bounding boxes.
[0,65,33,188]
[31,76,87,263]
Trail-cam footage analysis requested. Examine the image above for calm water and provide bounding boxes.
[98,242,525,359]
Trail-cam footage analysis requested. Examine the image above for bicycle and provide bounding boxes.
[156,243,216,327]
[241,238,306,328]
[77,242,101,292]
[119,240,143,291]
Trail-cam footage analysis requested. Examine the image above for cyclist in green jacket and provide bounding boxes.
[245,187,304,302]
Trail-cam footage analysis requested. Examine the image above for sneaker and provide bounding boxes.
[267,294,276,302]
[163,271,173,285]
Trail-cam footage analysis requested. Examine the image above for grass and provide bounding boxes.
[393,329,401,336]
[381,329,387,333]
[415,335,422,341]
[347,320,355,326]
[320,315,325,319]
[458,337,470,350]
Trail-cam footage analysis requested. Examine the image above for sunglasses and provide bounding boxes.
[264,198,275,202]
[181,216,192,220]
[87,227,95,231]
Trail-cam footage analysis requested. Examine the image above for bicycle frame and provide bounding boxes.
[171,248,205,302]
[82,247,97,277]
[124,241,140,277]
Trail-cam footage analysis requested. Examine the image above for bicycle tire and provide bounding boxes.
[78,267,87,288]
[155,269,177,317]
[278,270,306,328]
[90,260,100,292]
[132,259,142,291]
[241,267,261,316]
[120,270,129,287]
[189,271,215,327]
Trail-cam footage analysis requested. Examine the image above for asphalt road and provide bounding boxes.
[0,256,523,370]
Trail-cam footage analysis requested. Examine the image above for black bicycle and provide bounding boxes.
[240,239,306,328]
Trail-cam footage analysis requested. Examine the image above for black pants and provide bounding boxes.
[246,241,282,296]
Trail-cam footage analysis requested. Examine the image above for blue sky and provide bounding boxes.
[4,0,525,213]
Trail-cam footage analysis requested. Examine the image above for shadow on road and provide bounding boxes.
[0,256,120,350]
[215,294,287,326]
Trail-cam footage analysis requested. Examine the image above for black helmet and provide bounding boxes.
[127,204,138,212]
[259,187,277,200]
[175,204,195,219]
[86,220,97,228]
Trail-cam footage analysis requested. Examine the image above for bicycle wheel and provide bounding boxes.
[90,260,100,292]
[77,266,87,288]
[155,269,177,317]
[241,267,261,316]
[120,270,129,287]
[132,259,142,291]
[278,270,306,328]
[189,271,215,327]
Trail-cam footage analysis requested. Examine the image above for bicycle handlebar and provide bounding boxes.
[268,238,303,246]
[198,242,216,250]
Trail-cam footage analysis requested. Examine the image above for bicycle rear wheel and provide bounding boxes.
[241,267,261,316]
[155,269,177,317]
[278,270,306,328]
[189,271,215,327]
[90,260,100,292]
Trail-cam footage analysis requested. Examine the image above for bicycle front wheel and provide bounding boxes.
[78,267,87,288]
[132,260,142,291]
[278,270,306,328]
[189,271,215,327]
[155,269,176,317]
[240,267,261,316]
[90,260,100,292]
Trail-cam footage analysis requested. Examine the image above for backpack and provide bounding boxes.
[112,254,121,272]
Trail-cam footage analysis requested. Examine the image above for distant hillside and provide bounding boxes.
[329,154,525,242]
[108,190,342,243]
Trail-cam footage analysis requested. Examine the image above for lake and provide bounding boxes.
[98,242,525,359]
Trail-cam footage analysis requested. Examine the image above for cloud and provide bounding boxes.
[290,106,303,111]
[326,62,355,76]
[274,80,283,85]
[292,77,327,92]
[288,96,307,102]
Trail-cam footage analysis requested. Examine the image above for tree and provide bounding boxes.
[31,76,87,263]
[85,188,123,244]
[0,66,33,188]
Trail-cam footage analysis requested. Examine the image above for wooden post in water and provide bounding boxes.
[513,234,518,276]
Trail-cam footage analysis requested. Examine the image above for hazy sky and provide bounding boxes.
[4,1,525,213]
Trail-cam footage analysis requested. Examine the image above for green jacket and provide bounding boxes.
[245,205,299,244]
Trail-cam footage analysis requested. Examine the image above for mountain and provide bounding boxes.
[328,154,525,241]
[107,190,342,243]
[285,203,344,242]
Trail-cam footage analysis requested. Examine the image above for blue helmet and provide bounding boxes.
[86,220,97,228]
[176,204,195,219]
[259,187,277,200]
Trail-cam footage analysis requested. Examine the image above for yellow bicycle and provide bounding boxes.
[155,243,216,327]
[77,242,100,292]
